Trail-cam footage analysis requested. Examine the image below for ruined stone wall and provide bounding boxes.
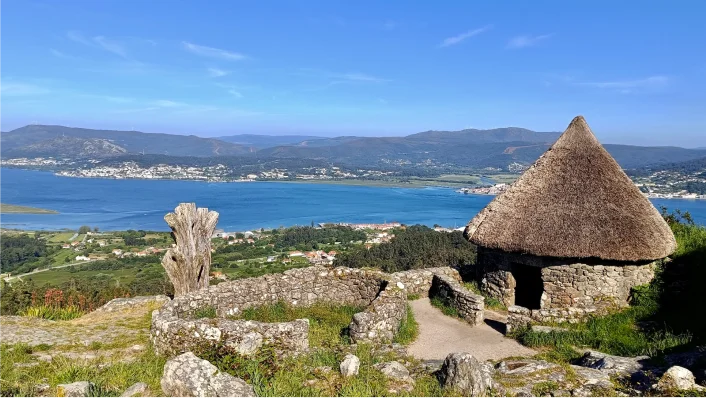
[429,274,485,326]
[151,265,468,355]
[389,267,462,297]
[477,247,656,319]
[349,282,407,343]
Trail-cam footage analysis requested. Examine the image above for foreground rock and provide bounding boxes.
[121,382,148,397]
[654,366,705,393]
[438,352,493,397]
[161,352,255,397]
[574,350,651,377]
[56,381,95,397]
[340,354,360,377]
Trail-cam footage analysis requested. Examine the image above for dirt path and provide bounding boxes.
[407,298,536,361]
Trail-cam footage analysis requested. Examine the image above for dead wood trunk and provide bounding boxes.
[161,203,219,296]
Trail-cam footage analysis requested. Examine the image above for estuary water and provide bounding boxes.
[2,168,705,231]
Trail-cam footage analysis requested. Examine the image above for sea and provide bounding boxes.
[2,168,705,231]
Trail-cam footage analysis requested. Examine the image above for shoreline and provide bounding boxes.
[0,203,59,214]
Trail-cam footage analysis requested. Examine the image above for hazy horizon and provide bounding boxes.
[2,1,705,147]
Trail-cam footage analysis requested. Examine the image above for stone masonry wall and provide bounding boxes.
[477,247,656,320]
[429,274,485,326]
[349,281,408,343]
[152,266,385,356]
[152,265,466,355]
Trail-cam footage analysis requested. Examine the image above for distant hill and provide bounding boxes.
[257,128,706,170]
[216,134,325,149]
[1,125,253,158]
[4,136,128,159]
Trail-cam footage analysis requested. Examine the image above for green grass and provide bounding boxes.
[196,341,447,397]
[0,344,166,397]
[406,293,421,301]
[430,297,459,318]
[392,305,419,345]
[463,281,507,311]
[194,306,217,319]
[235,301,364,348]
[513,281,692,358]
[531,381,559,396]
[48,232,76,243]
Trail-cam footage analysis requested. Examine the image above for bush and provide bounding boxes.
[19,305,84,321]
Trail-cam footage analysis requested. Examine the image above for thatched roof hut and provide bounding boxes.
[464,116,676,262]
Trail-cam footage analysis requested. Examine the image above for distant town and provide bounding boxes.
[3,156,706,199]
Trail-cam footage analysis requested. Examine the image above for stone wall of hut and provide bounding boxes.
[476,247,656,318]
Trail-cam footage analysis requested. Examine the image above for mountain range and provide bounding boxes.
[3,124,706,171]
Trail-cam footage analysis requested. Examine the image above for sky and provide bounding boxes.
[2,0,706,147]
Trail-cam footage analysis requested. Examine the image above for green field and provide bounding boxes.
[0,203,58,214]
[47,232,75,243]
[20,267,138,286]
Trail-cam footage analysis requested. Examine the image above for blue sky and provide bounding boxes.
[2,0,705,146]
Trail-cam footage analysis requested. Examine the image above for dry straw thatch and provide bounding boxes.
[464,116,676,262]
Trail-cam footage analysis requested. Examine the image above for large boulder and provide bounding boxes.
[654,366,705,393]
[574,350,651,377]
[161,352,255,397]
[438,352,493,397]
[121,382,148,397]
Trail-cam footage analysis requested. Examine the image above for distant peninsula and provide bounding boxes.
[0,203,59,214]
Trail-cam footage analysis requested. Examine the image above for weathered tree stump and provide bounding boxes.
[161,203,219,296]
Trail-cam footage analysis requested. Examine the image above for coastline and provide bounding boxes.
[0,203,59,214]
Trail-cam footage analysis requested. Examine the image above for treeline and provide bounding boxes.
[1,235,55,274]
[272,226,366,250]
[334,225,476,272]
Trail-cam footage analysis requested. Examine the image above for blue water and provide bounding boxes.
[2,168,705,231]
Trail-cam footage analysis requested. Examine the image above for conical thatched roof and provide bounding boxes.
[464,116,676,262]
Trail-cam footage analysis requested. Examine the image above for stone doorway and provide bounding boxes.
[510,263,543,310]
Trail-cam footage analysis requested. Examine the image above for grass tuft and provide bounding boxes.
[194,306,217,319]
[393,305,419,345]
[19,305,85,321]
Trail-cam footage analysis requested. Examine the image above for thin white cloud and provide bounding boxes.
[383,20,397,30]
[93,36,127,57]
[339,73,389,83]
[228,90,243,98]
[50,49,80,60]
[66,31,127,58]
[440,25,492,47]
[67,30,92,46]
[151,100,187,107]
[577,75,669,90]
[507,34,553,49]
[183,41,248,60]
[207,67,229,78]
[1,82,50,96]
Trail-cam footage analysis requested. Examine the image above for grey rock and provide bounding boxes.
[574,350,650,377]
[654,366,705,393]
[531,325,568,333]
[374,361,411,381]
[57,381,95,397]
[421,359,444,373]
[161,352,256,397]
[34,383,50,394]
[340,354,360,377]
[228,332,263,355]
[551,389,571,397]
[96,295,170,313]
[439,352,492,397]
[121,382,148,397]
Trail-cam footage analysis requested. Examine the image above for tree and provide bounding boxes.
[93,227,99,233]
[78,225,91,234]
[161,203,219,296]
